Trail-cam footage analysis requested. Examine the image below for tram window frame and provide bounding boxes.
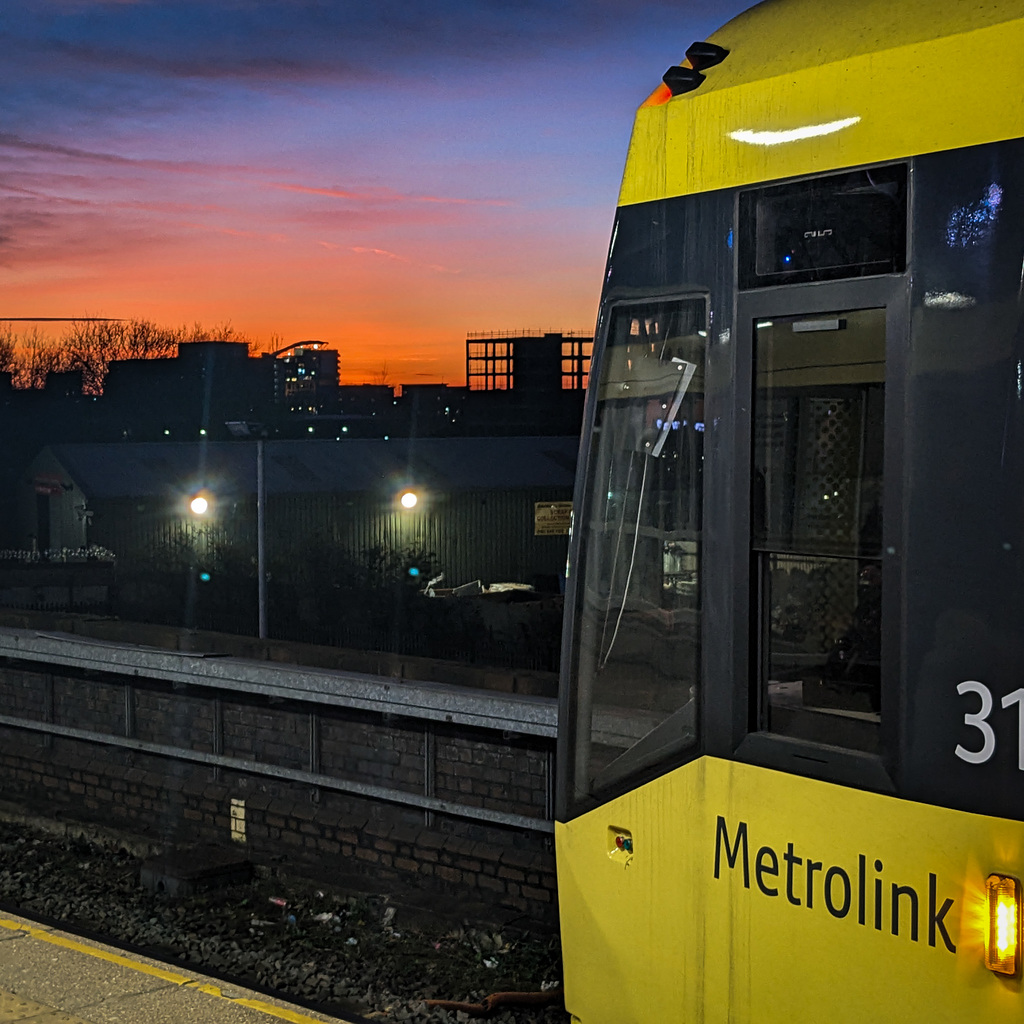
[720,276,907,793]
[754,309,886,751]
[557,290,710,815]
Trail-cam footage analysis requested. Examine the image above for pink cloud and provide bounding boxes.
[0,133,288,183]
[269,181,509,207]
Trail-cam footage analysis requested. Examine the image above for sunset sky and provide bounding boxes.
[2,0,747,384]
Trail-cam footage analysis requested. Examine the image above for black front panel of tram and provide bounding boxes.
[559,138,1024,822]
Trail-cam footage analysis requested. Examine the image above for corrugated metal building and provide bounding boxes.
[20,437,578,590]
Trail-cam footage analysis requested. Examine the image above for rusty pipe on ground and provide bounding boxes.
[424,985,563,1017]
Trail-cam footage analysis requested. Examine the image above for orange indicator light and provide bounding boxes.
[985,874,1020,975]
[641,82,674,107]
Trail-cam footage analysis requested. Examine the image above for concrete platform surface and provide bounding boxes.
[0,912,355,1024]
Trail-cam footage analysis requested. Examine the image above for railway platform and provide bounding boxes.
[0,911,357,1024]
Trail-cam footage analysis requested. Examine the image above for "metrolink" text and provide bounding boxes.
[714,816,956,953]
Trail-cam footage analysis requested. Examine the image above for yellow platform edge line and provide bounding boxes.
[0,917,356,1024]
[188,981,352,1024]
[0,917,190,985]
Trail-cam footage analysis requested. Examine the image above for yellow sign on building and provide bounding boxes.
[535,501,572,536]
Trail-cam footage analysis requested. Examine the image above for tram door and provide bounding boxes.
[748,307,886,755]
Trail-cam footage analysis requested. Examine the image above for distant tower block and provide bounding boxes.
[271,341,340,414]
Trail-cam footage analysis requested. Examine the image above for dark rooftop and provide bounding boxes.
[43,436,580,499]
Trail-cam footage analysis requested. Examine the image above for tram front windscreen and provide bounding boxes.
[568,296,706,803]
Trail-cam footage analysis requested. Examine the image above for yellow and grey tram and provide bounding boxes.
[555,1,1024,1020]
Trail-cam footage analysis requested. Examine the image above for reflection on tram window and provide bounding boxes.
[572,297,706,799]
[946,183,1003,249]
[752,308,885,753]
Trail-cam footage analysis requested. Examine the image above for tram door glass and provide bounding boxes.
[572,297,705,797]
[752,308,884,753]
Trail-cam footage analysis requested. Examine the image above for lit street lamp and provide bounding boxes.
[188,456,266,640]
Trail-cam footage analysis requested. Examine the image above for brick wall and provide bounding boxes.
[0,657,558,924]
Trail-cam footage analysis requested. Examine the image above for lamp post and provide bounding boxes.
[224,422,269,640]
[257,438,267,640]
[188,445,266,640]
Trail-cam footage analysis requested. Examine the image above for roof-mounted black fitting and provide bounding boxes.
[684,41,730,71]
[662,65,706,96]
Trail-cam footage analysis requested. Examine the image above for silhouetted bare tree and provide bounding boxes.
[11,327,69,388]
[4,318,260,393]
[60,319,181,393]
[0,324,18,376]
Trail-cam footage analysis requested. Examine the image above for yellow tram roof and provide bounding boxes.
[620,0,1024,205]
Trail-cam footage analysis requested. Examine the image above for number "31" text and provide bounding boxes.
[955,680,1024,767]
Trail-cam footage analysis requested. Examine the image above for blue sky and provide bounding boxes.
[1,0,750,382]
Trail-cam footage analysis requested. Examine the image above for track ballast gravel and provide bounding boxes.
[0,819,568,1024]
